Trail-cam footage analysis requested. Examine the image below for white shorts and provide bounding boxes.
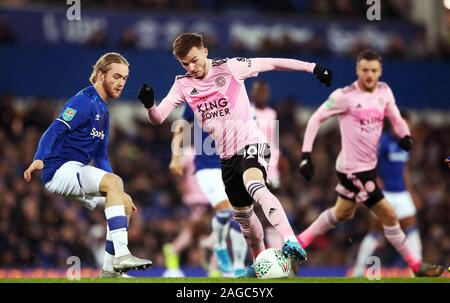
[195,168,229,207]
[45,161,107,211]
[384,191,416,220]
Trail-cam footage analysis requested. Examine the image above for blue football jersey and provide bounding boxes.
[39,86,110,183]
[182,106,221,171]
[377,132,409,192]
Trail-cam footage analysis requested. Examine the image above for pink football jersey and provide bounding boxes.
[147,57,315,159]
[302,81,410,174]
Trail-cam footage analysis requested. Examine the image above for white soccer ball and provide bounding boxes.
[254,248,291,279]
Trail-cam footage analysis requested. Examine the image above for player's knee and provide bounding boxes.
[123,193,133,216]
[335,208,355,221]
[382,209,398,225]
[101,173,124,193]
[243,168,264,185]
[213,199,231,212]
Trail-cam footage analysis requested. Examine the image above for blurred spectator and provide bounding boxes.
[22,96,56,132]
[0,91,22,138]
[385,34,407,58]
[119,27,138,49]
[86,29,108,48]
[383,0,413,20]
[306,0,333,19]
[333,0,359,17]
[439,7,450,58]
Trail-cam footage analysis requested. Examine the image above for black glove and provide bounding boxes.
[299,152,314,181]
[137,83,155,108]
[398,135,413,151]
[313,63,332,87]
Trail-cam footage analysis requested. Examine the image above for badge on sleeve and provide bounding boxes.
[62,107,77,121]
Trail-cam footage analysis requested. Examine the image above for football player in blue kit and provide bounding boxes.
[23,53,152,278]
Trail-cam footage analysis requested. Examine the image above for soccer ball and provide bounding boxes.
[254,248,291,279]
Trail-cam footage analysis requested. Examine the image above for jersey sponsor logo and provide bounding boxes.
[90,127,105,140]
[196,97,230,120]
[190,88,199,95]
[356,109,384,133]
[62,107,77,121]
[359,116,383,133]
[215,76,226,87]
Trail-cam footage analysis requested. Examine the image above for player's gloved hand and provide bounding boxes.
[298,152,314,181]
[138,83,155,108]
[398,135,413,151]
[313,63,332,87]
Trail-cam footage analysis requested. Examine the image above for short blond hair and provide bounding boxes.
[89,52,129,84]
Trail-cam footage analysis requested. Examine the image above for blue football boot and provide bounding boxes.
[282,240,307,262]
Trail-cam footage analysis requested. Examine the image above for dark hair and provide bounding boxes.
[357,49,382,63]
[172,32,204,58]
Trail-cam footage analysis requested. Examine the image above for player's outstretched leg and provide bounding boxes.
[244,175,306,262]
[99,230,134,279]
[101,174,152,273]
[99,197,139,278]
[373,199,443,277]
[297,198,356,251]
[297,207,339,249]
[232,205,265,278]
[383,223,444,277]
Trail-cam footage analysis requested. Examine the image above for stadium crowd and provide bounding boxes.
[0,92,448,272]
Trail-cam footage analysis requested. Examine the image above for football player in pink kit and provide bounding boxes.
[297,49,444,277]
[137,32,332,277]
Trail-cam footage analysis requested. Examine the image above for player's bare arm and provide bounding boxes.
[23,159,44,182]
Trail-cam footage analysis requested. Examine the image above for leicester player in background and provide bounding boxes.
[297,49,444,277]
[23,52,152,278]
